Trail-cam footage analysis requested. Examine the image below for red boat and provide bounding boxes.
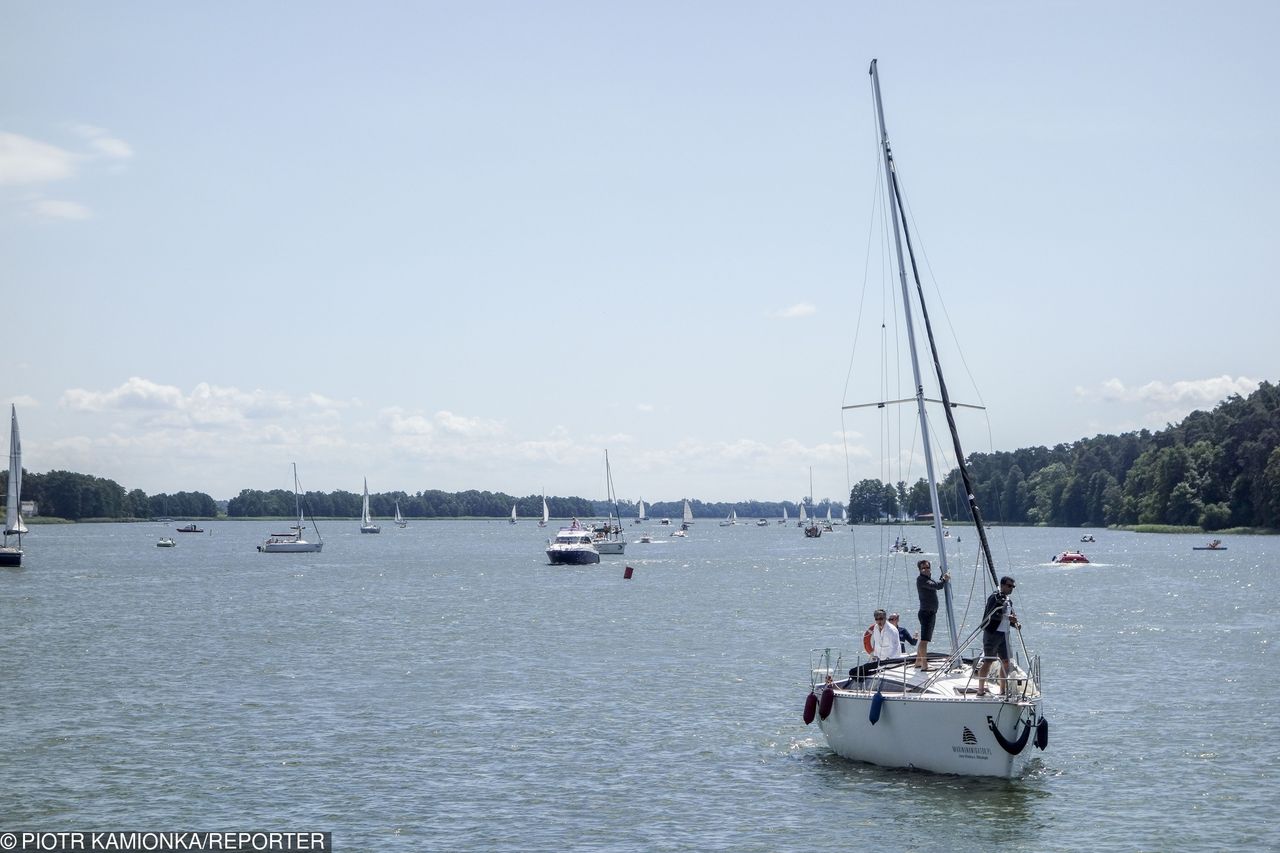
[1052,550,1089,564]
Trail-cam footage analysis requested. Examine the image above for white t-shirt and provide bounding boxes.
[870,622,902,658]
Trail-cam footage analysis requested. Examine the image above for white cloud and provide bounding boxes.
[435,410,504,437]
[62,377,185,412]
[29,198,92,221]
[1082,375,1260,405]
[778,302,816,319]
[72,125,134,160]
[0,132,78,185]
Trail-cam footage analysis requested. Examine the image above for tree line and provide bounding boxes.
[6,382,1278,528]
[844,381,1280,530]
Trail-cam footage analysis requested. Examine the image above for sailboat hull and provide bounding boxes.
[360,525,381,534]
[0,547,21,567]
[817,689,1041,778]
[257,540,323,553]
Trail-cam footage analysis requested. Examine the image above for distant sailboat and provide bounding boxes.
[394,499,407,528]
[680,498,693,531]
[360,478,381,533]
[635,497,647,525]
[510,504,518,525]
[797,502,807,528]
[719,508,738,527]
[258,464,323,553]
[1,405,26,567]
[780,506,789,525]
[593,450,625,554]
[539,494,549,528]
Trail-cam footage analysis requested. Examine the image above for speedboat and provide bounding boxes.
[176,523,203,533]
[756,518,770,527]
[156,537,176,548]
[1080,534,1096,543]
[546,520,600,565]
[1193,539,1227,551]
[1052,550,1090,564]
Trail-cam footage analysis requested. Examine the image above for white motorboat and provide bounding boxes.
[545,519,600,565]
[803,61,1046,779]
[360,478,381,533]
[156,537,176,548]
[1,405,26,568]
[258,464,324,553]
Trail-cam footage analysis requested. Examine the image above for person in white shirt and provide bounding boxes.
[868,608,902,660]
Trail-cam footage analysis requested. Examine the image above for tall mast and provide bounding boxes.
[868,59,959,650]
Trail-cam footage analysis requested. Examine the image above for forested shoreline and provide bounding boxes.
[6,382,1279,531]
[847,381,1280,531]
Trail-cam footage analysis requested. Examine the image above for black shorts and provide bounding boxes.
[982,629,1010,660]
[918,609,938,642]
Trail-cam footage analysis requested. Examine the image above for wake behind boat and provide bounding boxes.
[803,61,1046,779]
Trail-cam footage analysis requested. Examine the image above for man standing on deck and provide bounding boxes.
[975,576,1020,697]
[914,559,949,671]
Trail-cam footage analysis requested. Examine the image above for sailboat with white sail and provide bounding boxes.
[719,508,737,527]
[634,497,647,525]
[360,478,381,533]
[258,463,323,553]
[394,499,407,528]
[1,405,26,567]
[779,506,788,526]
[803,61,1046,778]
[539,494,549,528]
[510,504,518,525]
[592,450,625,554]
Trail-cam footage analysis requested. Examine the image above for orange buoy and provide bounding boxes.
[803,692,818,725]
[863,625,875,654]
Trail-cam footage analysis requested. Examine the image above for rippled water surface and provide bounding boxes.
[1,521,1277,850]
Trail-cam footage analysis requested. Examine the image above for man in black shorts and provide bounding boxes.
[914,559,949,671]
[975,576,1020,696]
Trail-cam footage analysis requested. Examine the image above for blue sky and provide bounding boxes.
[2,2,1276,503]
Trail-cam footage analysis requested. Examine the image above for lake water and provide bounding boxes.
[1,520,1277,851]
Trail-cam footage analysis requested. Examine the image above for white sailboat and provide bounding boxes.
[779,506,788,525]
[510,503,518,524]
[360,477,381,533]
[634,497,647,525]
[1,405,26,567]
[394,499,407,528]
[682,499,693,527]
[797,502,807,528]
[592,450,625,554]
[539,494,549,528]
[804,60,1045,778]
[258,463,323,553]
[719,508,737,526]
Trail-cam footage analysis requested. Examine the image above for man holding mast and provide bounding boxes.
[914,559,949,671]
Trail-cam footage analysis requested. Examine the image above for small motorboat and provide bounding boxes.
[1080,534,1096,543]
[1052,550,1090,564]
[156,537,176,548]
[176,524,203,533]
[756,518,769,527]
[1192,539,1227,551]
